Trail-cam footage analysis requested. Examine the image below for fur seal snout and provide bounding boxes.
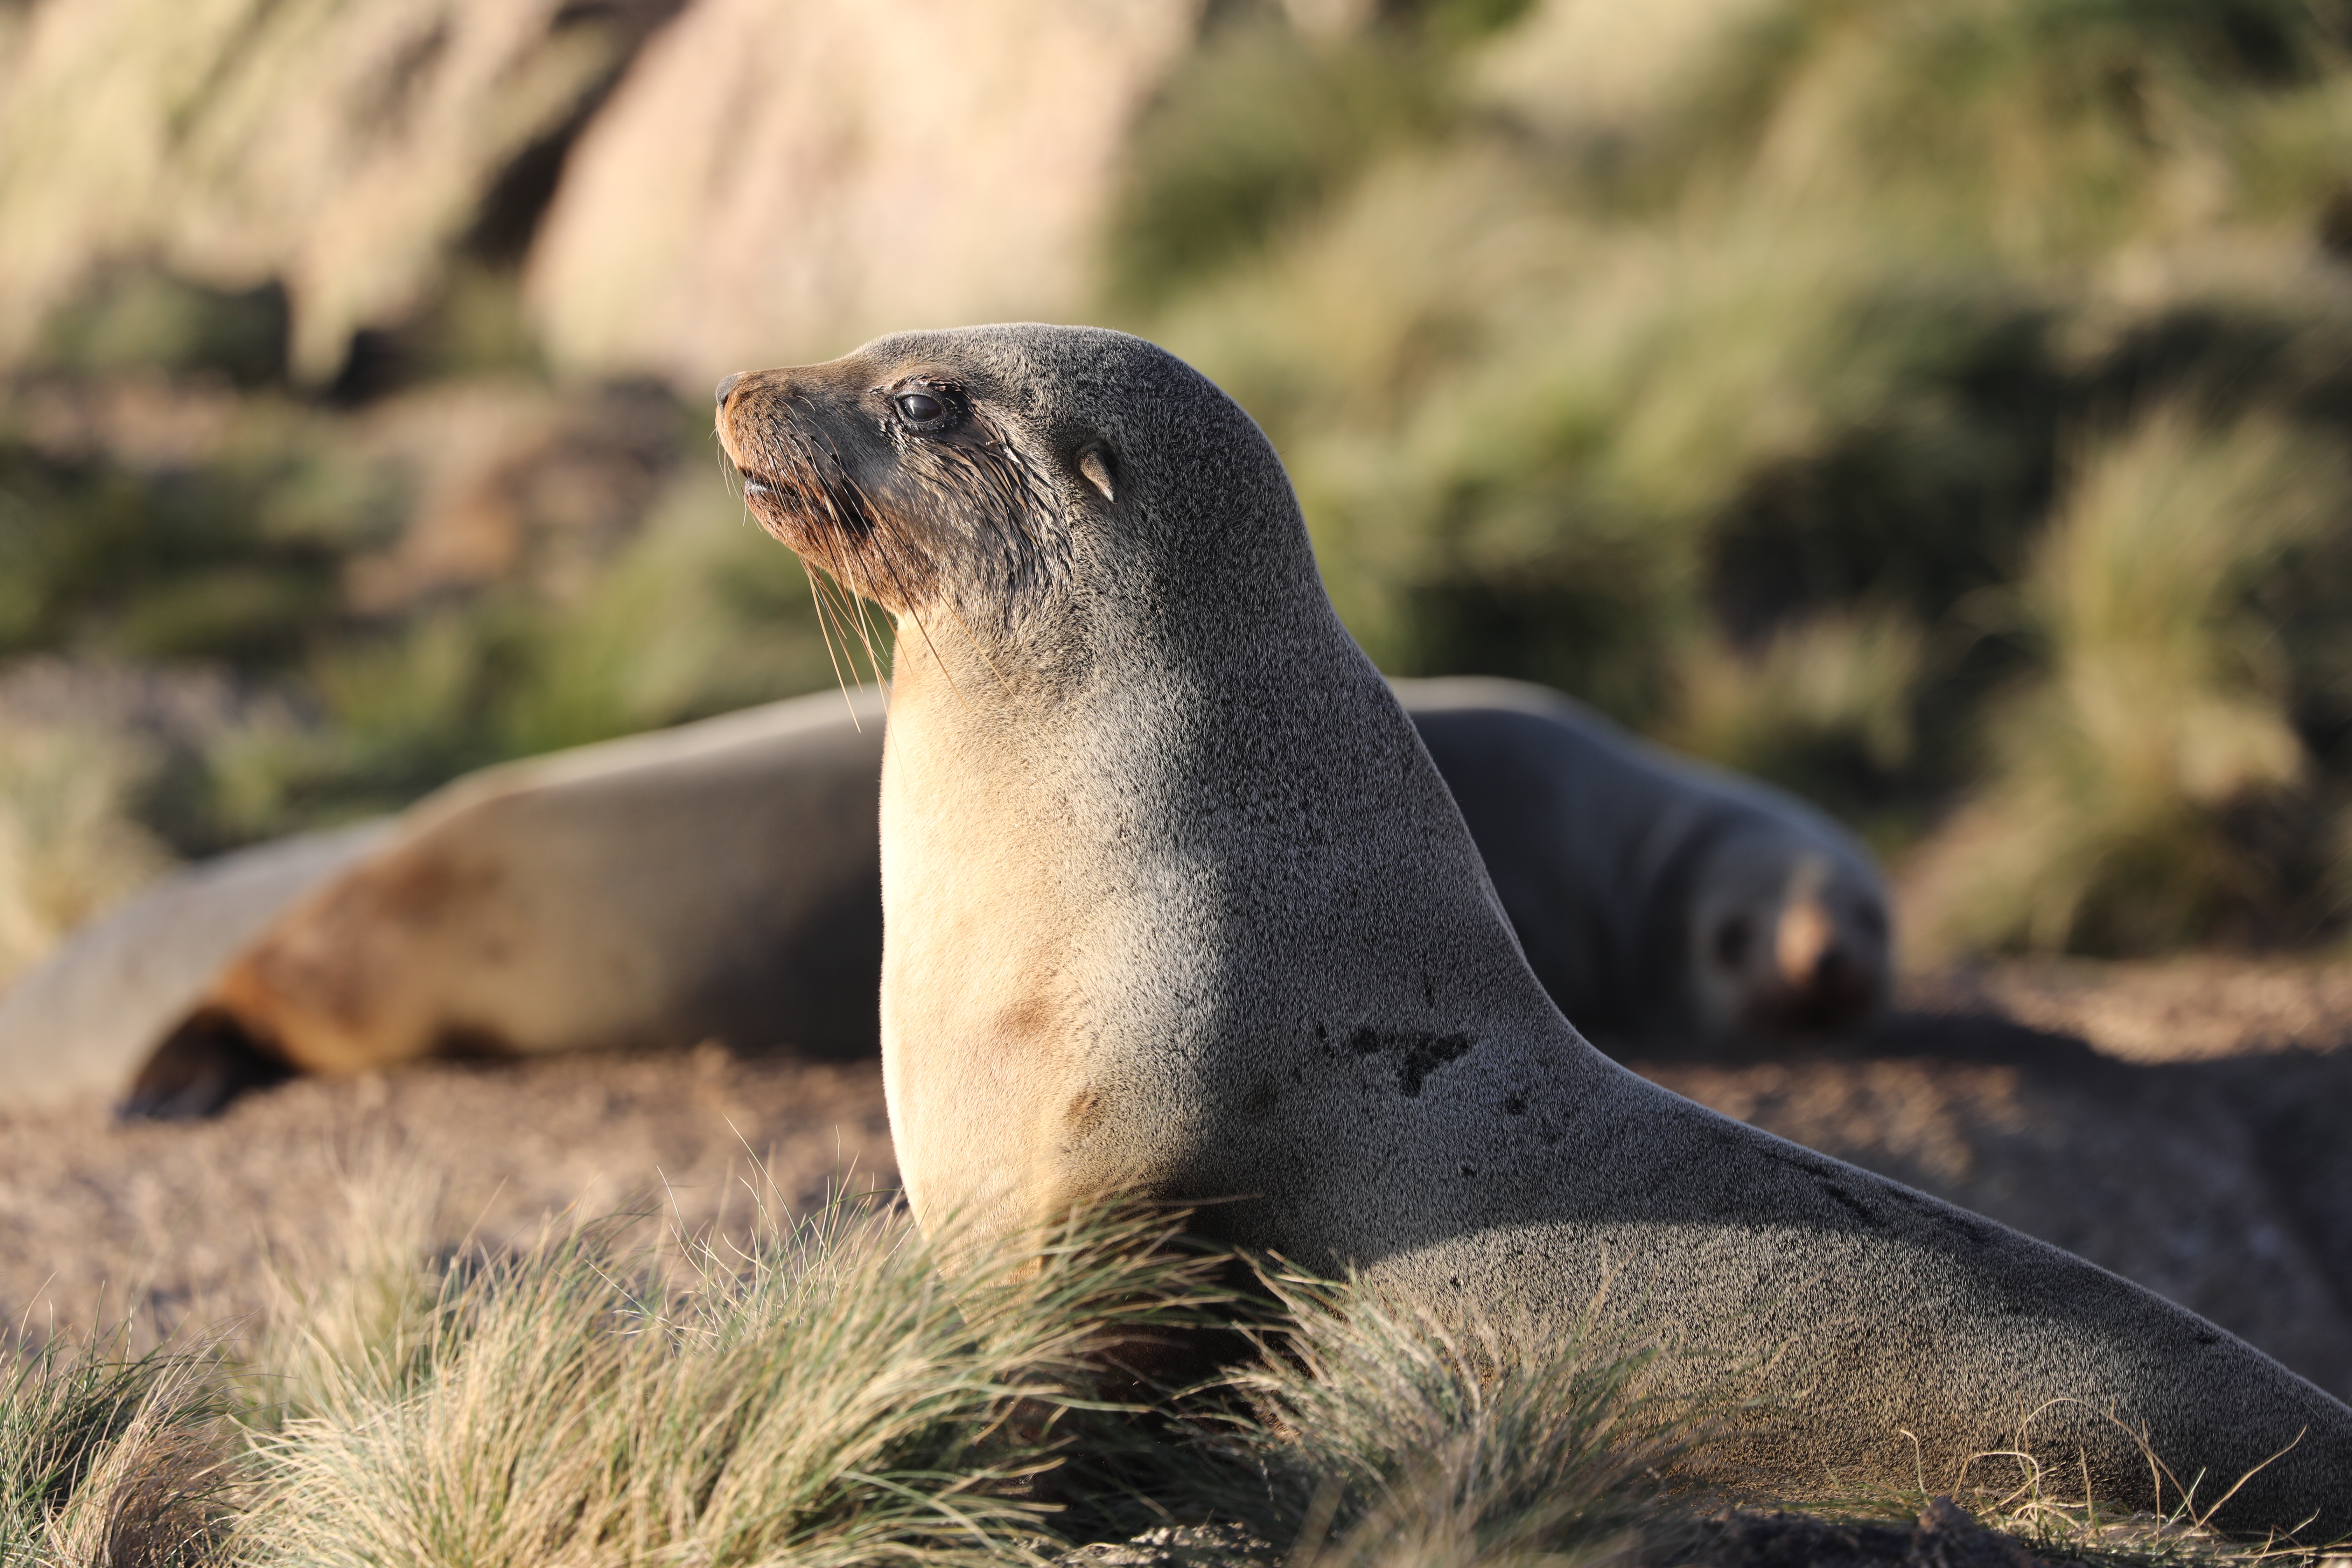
[722,323,2352,1533]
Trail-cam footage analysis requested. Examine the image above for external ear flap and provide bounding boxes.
[1076,442,1116,502]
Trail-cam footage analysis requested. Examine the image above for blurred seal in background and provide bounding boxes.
[114,686,887,1118]
[1,679,1889,1117]
[1398,675,1890,1042]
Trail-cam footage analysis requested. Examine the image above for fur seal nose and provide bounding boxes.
[714,371,747,409]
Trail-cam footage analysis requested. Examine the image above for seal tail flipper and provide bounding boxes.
[115,1005,294,1121]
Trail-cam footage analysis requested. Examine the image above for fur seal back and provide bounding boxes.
[119,687,886,1117]
[0,822,389,1113]
[717,322,2352,1533]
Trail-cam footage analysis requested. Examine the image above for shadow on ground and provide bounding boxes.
[0,957,2345,1406]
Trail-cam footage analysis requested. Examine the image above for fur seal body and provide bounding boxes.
[1397,676,1890,1040]
[118,687,887,1118]
[718,323,2352,1531]
[0,822,390,1111]
[17,669,1845,1116]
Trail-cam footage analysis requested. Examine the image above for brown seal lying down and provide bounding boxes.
[4,684,1885,1117]
[715,321,2352,1534]
[114,688,887,1118]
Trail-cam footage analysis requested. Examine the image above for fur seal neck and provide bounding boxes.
[718,323,2352,1532]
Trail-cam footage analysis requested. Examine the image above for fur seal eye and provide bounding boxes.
[894,390,947,427]
[1712,915,1753,967]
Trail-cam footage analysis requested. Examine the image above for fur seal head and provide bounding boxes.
[716,327,1265,660]
[1684,833,1888,1034]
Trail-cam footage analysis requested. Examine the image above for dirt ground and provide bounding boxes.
[0,955,2346,1404]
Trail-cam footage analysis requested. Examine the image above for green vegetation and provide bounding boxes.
[0,1173,2326,1568]
[10,0,2352,965]
[1112,0,2352,952]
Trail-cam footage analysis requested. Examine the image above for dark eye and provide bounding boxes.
[1712,915,1753,968]
[895,391,945,425]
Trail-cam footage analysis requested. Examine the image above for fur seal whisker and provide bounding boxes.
[801,561,867,724]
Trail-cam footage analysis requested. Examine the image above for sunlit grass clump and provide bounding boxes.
[1,1167,2339,1568]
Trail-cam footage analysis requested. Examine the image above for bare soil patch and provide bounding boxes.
[0,957,2344,1408]
[0,1045,892,1343]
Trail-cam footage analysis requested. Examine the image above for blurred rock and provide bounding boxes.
[349,379,682,609]
[0,0,667,380]
[523,0,1205,384]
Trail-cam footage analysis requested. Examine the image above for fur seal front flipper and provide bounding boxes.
[718,323,2352,1533]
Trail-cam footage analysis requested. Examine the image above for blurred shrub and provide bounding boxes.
[0,723,177,988]
[200,471,845,839]
[0,368,839,876]
[1661,607,1927,833]
[1907,405,2352,955]
[0,400,384,667]
[1112,0,2352,953]
[35,271,291,388]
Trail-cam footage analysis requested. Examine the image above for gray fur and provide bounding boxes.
[1397,676,1890,1039]
[721,323,2352,1533]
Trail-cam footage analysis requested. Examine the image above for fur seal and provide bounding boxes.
[115,686,887,1119]
[1396,676,1890,1040]
[0,821,390,1111]
[35,678,1872,1117]
[716,323,2352,1532]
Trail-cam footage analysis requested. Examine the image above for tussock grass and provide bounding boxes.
[1204,1278,1698,1568]
[0,1324,229,1568]
[1907,404,2352,955]
[3,1167,2342,1568]
[1662,608,1926,827]
[225,1178,1238,1568]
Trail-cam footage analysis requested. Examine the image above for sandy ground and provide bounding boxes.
[0,956,2346,1404]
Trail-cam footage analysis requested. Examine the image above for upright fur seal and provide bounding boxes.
[1396,676,1889,1040]
[717,323,2352,1531]
[117,687,886,1118]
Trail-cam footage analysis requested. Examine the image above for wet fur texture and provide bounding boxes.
[720,323,2352,1532]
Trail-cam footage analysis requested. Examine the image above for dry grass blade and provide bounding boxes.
[225,1182,1239,1568]
[0,1322,231,1568]
[1192,1274,1706,1568]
